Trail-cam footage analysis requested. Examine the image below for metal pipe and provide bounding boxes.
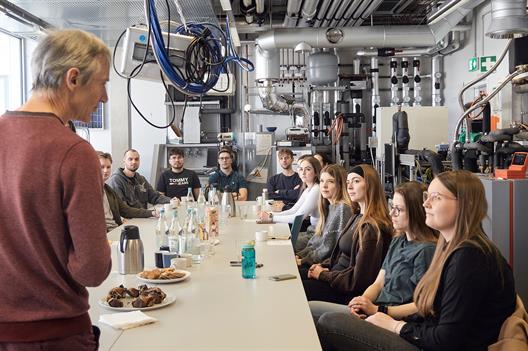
[390,58,400,106]
[432,55,443,106]
[428,0,472,25]
[413,57,422,106]
[337,0,362,27]
[314,1,332,27]
[330,0,353,27]
[457,39,512,110]
[322,1,342,27]
[347,0,372,26]
[452,69,526,143]
[371,57,380,137]
[355,0,384,27]
[256,26,438,50]
[255,0,265,14]
[401,57,411,106]
[486,0,528,38]
[301,0,319,20]
[284,0,302,27]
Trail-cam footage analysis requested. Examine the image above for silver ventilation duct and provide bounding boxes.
[256,0,485,113]
[486,0,528,39]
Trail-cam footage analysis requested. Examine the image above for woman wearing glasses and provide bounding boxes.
[300,165,392,304]
[317,171,516,351]
[310,181,437,340]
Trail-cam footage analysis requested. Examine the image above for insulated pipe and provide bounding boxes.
[390,58,400,106]
[256,26,438,50]
[330,0,353,27]
[314,1,332,27]
[355,0,384,27]
[338,0,362,27]
[284,0,302,27]
[347,0,372,26]
[401,57,411,106]
[301,0,320,20]
[413,58,422,106]
[255,0,265,14]
[432,55,443,106]
[322,1,342,28]
[371,57,380,136]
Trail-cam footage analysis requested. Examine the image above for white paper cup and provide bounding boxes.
[255,230,268,242]
[171,257,188,269]
[179,253,193,267]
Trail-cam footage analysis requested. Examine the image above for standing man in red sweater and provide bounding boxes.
[0,30,112,350]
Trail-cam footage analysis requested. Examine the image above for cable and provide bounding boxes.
[127,62,188,129]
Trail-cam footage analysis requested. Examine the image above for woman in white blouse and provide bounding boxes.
[259,156,321,226]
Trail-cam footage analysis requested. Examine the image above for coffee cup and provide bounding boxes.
[162,252,179,268]
[171,257,188,269]
[255,230,268,242]
[179,253,193,267]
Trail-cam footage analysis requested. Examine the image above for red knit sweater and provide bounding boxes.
[0,111,111,342]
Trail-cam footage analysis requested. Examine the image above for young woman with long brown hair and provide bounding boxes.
[310,181,437,338]
[301,165,393,305]
[296,164,352,267]
[317,171,516,351]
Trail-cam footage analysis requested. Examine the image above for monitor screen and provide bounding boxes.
[512,153,527,166]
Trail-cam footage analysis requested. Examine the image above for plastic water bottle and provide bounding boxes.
[241,243,256,279]
[168,209,182,252]
[155,208,169,250]
[186,187,195,207]
[197,186,206,222]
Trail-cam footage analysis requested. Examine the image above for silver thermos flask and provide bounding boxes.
[221,188,236,217]
[118,225,144,274]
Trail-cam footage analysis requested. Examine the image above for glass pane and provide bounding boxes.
[0,31,22,112]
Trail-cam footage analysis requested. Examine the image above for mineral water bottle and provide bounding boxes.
[186,187,195,207]
[241,243,256,279]
[155,208,169,250]
[168,209,182,252]
[197,186,206,221]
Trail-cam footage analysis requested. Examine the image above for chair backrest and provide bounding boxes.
[290,214,304,248]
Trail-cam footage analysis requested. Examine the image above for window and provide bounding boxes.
[72,102,105,129]
[0,30,22,112]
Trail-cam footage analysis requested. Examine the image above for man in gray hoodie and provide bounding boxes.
[107,149,171,209]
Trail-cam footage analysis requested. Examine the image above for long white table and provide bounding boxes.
[88,211,321,350]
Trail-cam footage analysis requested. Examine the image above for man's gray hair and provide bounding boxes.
[31,29,111,91]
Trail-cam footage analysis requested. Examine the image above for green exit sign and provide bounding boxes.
[468,56,497,72]
[469,57,479,72]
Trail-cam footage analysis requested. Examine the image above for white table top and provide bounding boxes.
[88,211,321,350]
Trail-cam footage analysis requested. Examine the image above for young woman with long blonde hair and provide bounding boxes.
[317,171,516,351]
[301,165,393,304]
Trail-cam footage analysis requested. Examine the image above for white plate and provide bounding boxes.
[99,295,176,312]
[136,270,191,284]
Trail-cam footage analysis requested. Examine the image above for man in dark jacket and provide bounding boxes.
[98,152,156,232]
[107,149,171,209]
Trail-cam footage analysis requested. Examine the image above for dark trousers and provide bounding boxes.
[299,267,355,305]
[0,326,100,351]
[317,312,419,351]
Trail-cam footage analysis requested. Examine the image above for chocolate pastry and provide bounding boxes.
[132,295,155,308]
[107,298,123,308]
[126,288,140,297]
[108,286,127,299]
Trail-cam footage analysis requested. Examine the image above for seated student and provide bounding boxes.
[107,149,171,209]
[259,156,321,228]
[208,148,248,201]
[317,171,516,351]
[314,152,330,169]
[296,164,352,267]
[156,148,201,200]
[301,165,393,304]
[309,181,437,324]
[267,148,302,211]
[98,152,156,232]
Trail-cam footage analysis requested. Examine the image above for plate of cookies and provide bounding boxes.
[136,267,191,284]
[99,284,175,311]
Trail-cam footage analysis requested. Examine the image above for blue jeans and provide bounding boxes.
[316,312,419,351]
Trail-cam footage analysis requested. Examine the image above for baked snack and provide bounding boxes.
[104,284,166,309]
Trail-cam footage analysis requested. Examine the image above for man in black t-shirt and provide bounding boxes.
[156,148,201,199]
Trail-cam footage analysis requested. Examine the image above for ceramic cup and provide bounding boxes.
[255,230,268,242]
